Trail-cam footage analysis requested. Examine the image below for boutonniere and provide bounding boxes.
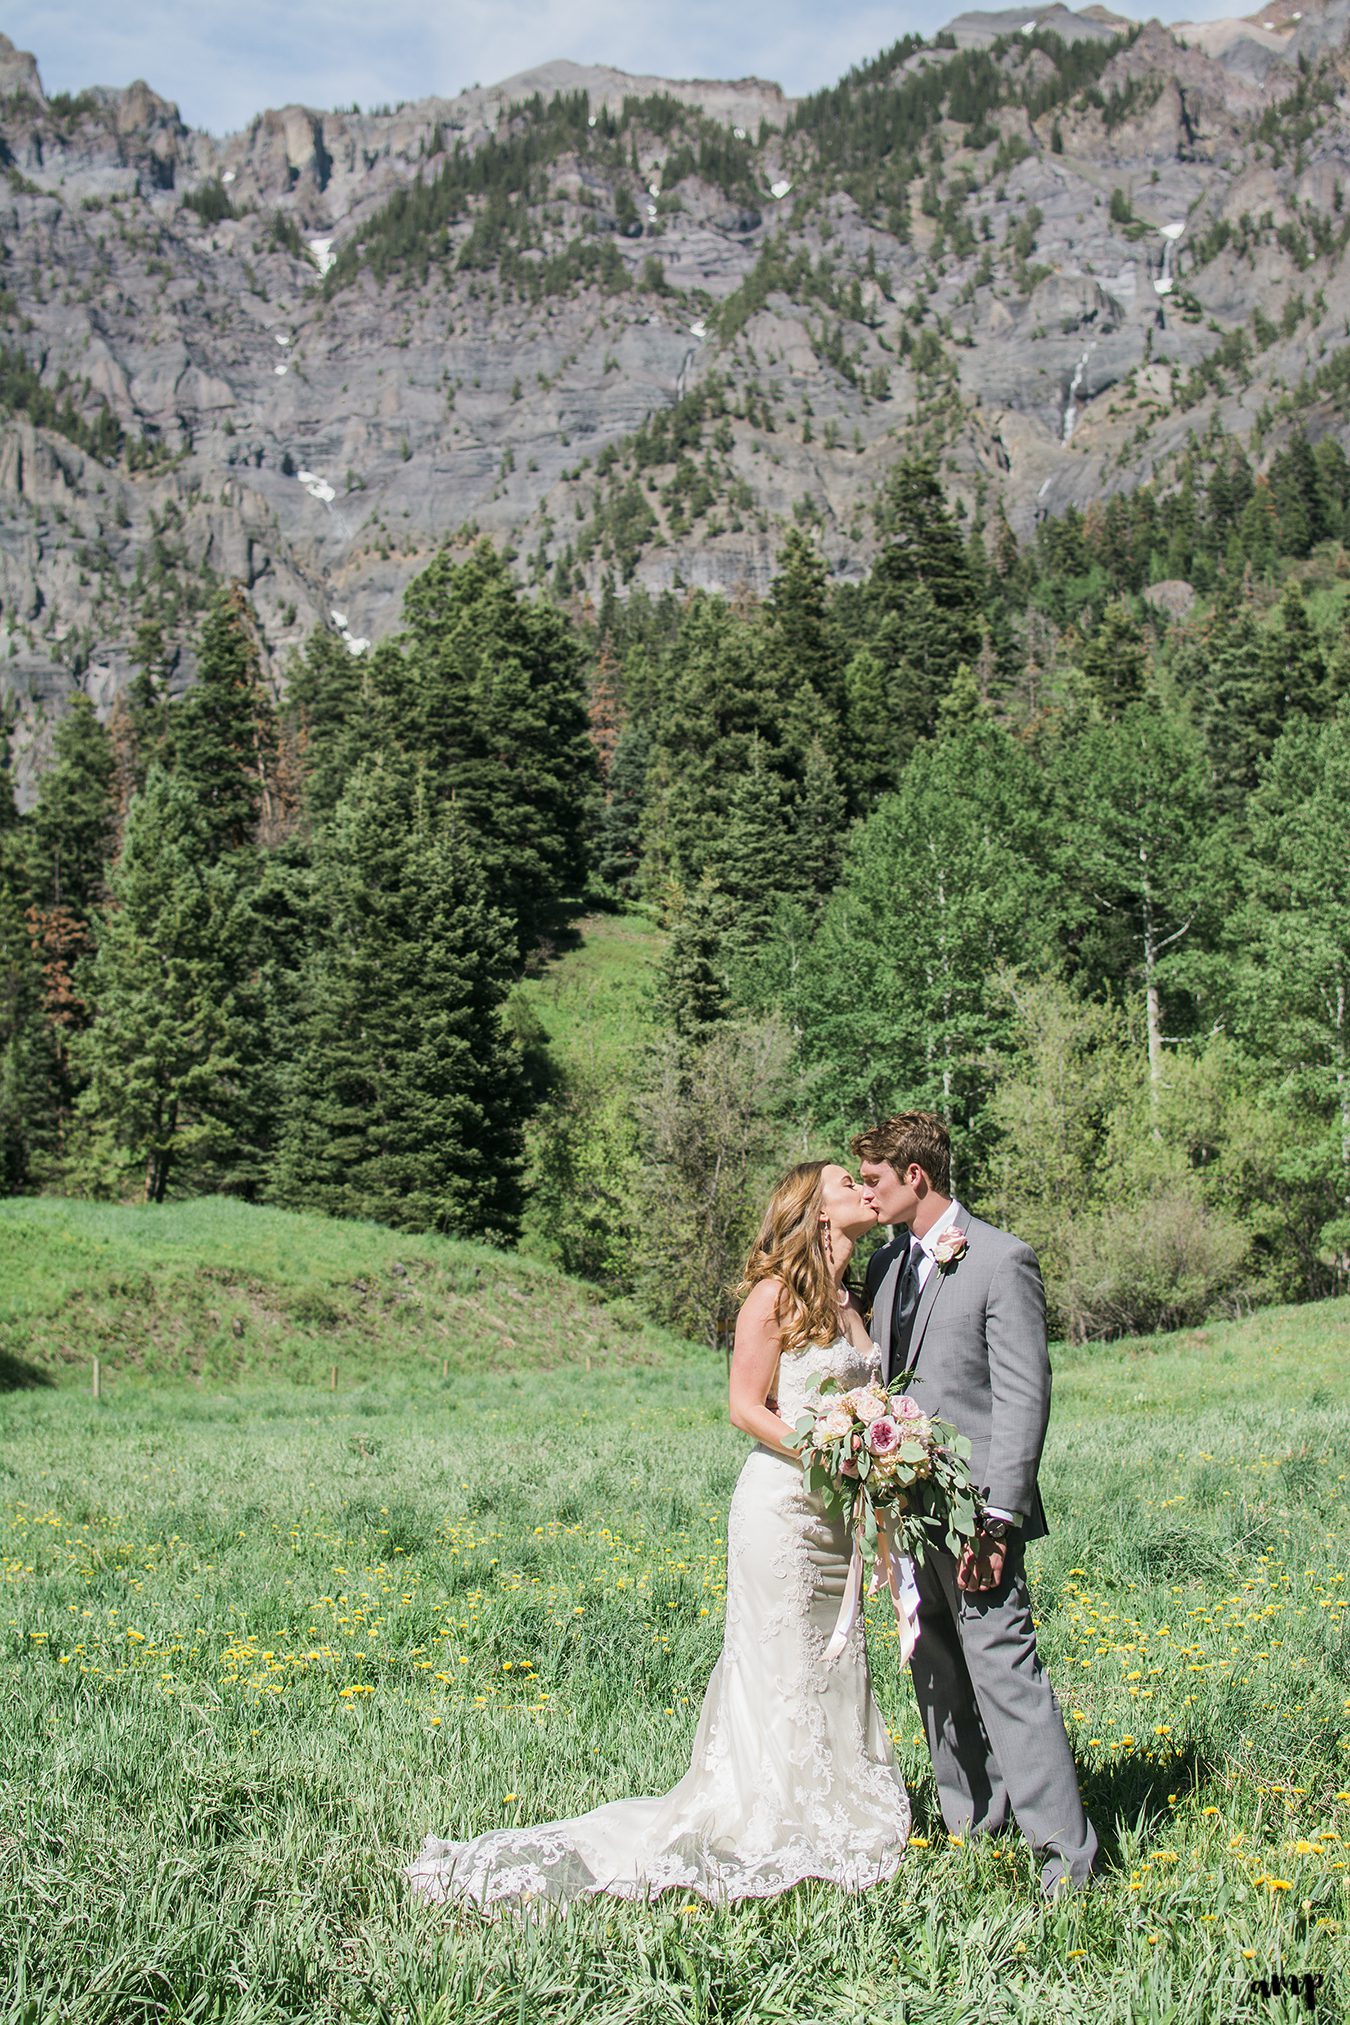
[932,1228,969,1271]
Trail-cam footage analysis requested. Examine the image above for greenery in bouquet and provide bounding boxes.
[789,1371,981,1565]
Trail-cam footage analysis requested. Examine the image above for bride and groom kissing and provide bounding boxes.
[407,1111,1097,1913]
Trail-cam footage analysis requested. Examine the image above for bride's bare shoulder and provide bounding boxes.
[736,1277,783,1333]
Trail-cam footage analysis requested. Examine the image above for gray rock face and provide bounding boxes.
[0,32,43,104]
[945,6,1124,46]
[2,7,1349,796]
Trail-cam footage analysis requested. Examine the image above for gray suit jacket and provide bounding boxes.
[863,1211,1051,1542]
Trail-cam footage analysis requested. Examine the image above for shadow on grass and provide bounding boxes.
[900,1751,1202,1875]
[0,1345,53,1391]
[1079,1743,1206,1870]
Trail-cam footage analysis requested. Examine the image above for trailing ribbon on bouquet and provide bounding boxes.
[824,1518,922,1667]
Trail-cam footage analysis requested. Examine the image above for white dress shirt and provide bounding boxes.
[908,1201,1022,1532]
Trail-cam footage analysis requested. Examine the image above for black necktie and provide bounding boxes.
[891,1235,923,1375]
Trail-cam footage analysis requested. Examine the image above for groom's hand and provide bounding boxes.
[957,1536,1007,1594]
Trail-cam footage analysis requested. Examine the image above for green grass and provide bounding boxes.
[2,1199,1348,2022]
[518,908,665,1077]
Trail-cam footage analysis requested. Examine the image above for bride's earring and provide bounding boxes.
[821,1219,835,1269]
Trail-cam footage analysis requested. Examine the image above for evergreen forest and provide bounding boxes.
[5,440,1350,1349]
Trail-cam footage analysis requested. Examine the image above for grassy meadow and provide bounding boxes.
[516,909,665,1078]
[1,1196,1348,2023]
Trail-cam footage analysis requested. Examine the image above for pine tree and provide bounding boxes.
[1313,437,1350,541]
[1267,433,1329,559]
[372,540,597,950]
[172,585,278,856]
[109,618,173,809]
[1236,479,1281,572]
[840,647,903,803]
[27,696,116,918]
[273,759,527,1240]
[1080,599,1149,717]
[285,626,368,820]
[642,594,793,886]
[595,722,650,897]
[793,738,849,909]
[765,529,843,712]
[1269,580,1328,720]
[23,696,118,1160]
[73,769,265,1201]
[0,729,17,842]
[654,872,733,1044]
[705,741,793,955]
[0,876,50,1193]
[1205,444,1254,543]
[869,457,981,744]
[1181,596,1283,806]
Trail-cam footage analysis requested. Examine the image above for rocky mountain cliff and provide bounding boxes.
[4,2,1350,791]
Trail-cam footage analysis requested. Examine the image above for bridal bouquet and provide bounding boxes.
[788,1372,982,1665]
[789,1373,981,1566]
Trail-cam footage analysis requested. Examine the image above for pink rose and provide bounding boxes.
[866,1416,900,1457]
[933,1228,969,1269]
[895,1396,924,1420]
[846,1384,890,1424]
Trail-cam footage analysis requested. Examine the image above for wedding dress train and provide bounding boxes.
[405,1335,910,1913]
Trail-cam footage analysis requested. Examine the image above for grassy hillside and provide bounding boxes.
[0,1194,688,1392]
[1,1196,1347,2020]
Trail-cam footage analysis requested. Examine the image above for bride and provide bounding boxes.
[405,1160,910,1912]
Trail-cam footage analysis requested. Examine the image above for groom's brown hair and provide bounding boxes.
[851,1112,952,1194]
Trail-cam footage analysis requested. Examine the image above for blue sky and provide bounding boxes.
[8,0,1249,135]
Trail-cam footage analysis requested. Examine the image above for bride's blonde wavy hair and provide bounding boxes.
[739,1160,841,1352]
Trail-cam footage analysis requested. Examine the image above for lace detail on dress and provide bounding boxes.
[405,1332,907,1915]
[773,1331,883,1423]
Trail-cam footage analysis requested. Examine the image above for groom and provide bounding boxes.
[854,1112,1098,1894]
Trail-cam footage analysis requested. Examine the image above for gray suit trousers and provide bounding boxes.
[908,1538,1098,1891]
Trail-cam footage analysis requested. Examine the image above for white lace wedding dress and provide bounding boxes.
[404,1334,910,1913]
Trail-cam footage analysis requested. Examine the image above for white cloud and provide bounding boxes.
[4,0,1267,133]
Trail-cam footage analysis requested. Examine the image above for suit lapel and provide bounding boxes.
[906,1210,972,1375]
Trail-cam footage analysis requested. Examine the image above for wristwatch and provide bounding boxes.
[978,1517,1011,1545]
